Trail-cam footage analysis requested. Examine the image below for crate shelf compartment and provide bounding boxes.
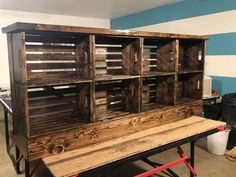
[176,73,203,104]
[95,79,140,122]
[95,36,141,80]
[142,75,175,111]
[25,32,93,87]
[28,83,92,137]
[179,40,205,72]
[143,38,177,76]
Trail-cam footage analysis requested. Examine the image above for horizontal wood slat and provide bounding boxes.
[27,54,76,61]
[26,45,75,53]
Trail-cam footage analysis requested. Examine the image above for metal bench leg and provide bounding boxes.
[3,109,21,174]
[25,159,30,177]
[190,141,195,177]
[16,146,21,173]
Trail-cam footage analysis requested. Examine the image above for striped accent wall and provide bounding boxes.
[111,0,236,96]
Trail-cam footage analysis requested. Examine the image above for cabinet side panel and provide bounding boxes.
[7,33,28,157]
[11,32,27,85]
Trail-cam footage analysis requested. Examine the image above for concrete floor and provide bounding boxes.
[0,106,235,177]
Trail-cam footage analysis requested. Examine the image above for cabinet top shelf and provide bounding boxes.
[2,22,208,40]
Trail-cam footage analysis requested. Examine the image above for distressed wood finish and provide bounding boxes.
[28,100,202,160]
[3,22,207,161]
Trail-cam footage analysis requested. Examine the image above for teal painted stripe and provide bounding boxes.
[111,0,236,29]
[211,76,236,96]
[207,32,236,55]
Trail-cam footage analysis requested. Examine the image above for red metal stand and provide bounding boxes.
[29,160,41,177]
[135,146,197,177]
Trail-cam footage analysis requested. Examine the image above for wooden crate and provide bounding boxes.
[177,73,203,104]
[2,22,207,160]
[142,75,175,111]
[143,38,177,76]
[95,36,141,79]
[179,39,205,72]
[95,78,140,121]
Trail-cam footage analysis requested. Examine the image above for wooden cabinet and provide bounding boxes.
[3,22,207,160]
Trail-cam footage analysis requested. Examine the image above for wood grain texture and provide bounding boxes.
[27,100,202,161]
[43,116,225,177]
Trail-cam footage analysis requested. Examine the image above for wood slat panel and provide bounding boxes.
[27,54,76,61]
[29,96,76,107]
[29,103,77,116]
[27,63,76,70]
[26,45,75,52]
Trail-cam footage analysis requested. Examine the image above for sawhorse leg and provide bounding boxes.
[3,108,21,174]
[24,159,41,177]
[190,141,195,177]
[25,159,30,177]
[16,146,21,173]
[135,145,197,177]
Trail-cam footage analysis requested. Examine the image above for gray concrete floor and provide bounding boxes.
[0,106,235,177]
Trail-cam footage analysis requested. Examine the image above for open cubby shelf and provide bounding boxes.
[176,72,203,104]
[95,79,140,122]
[27,83,92,136]
[95,35,141,80]
[3,23,207,160]
[142,38,177,77]
[178,39,204,72]
[25,32,93,87]
[142,75,175,111]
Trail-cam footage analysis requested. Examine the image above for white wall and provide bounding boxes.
[0,9,110,89]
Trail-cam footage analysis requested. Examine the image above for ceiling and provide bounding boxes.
[0,0,181,19]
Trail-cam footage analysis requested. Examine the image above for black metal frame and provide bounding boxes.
[0,98,21,174]
[1,98,219,177]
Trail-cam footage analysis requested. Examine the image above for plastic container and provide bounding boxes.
[207,128,230,155]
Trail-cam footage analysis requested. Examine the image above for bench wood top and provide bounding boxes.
[43,116,225,177]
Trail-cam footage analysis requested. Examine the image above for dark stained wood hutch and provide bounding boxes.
[2,22,207,161]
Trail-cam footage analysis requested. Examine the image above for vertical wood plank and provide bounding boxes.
[6,34,17,131]
[157,40,176,72]
[90,35,96,123]
[122,42,132,75]
[174,40,179,105]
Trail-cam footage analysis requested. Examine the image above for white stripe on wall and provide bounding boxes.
[131,9,236,35]
[205,55,236,77]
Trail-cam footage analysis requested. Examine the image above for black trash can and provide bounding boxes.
[203,103,222,120]
[222,93,236,149]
